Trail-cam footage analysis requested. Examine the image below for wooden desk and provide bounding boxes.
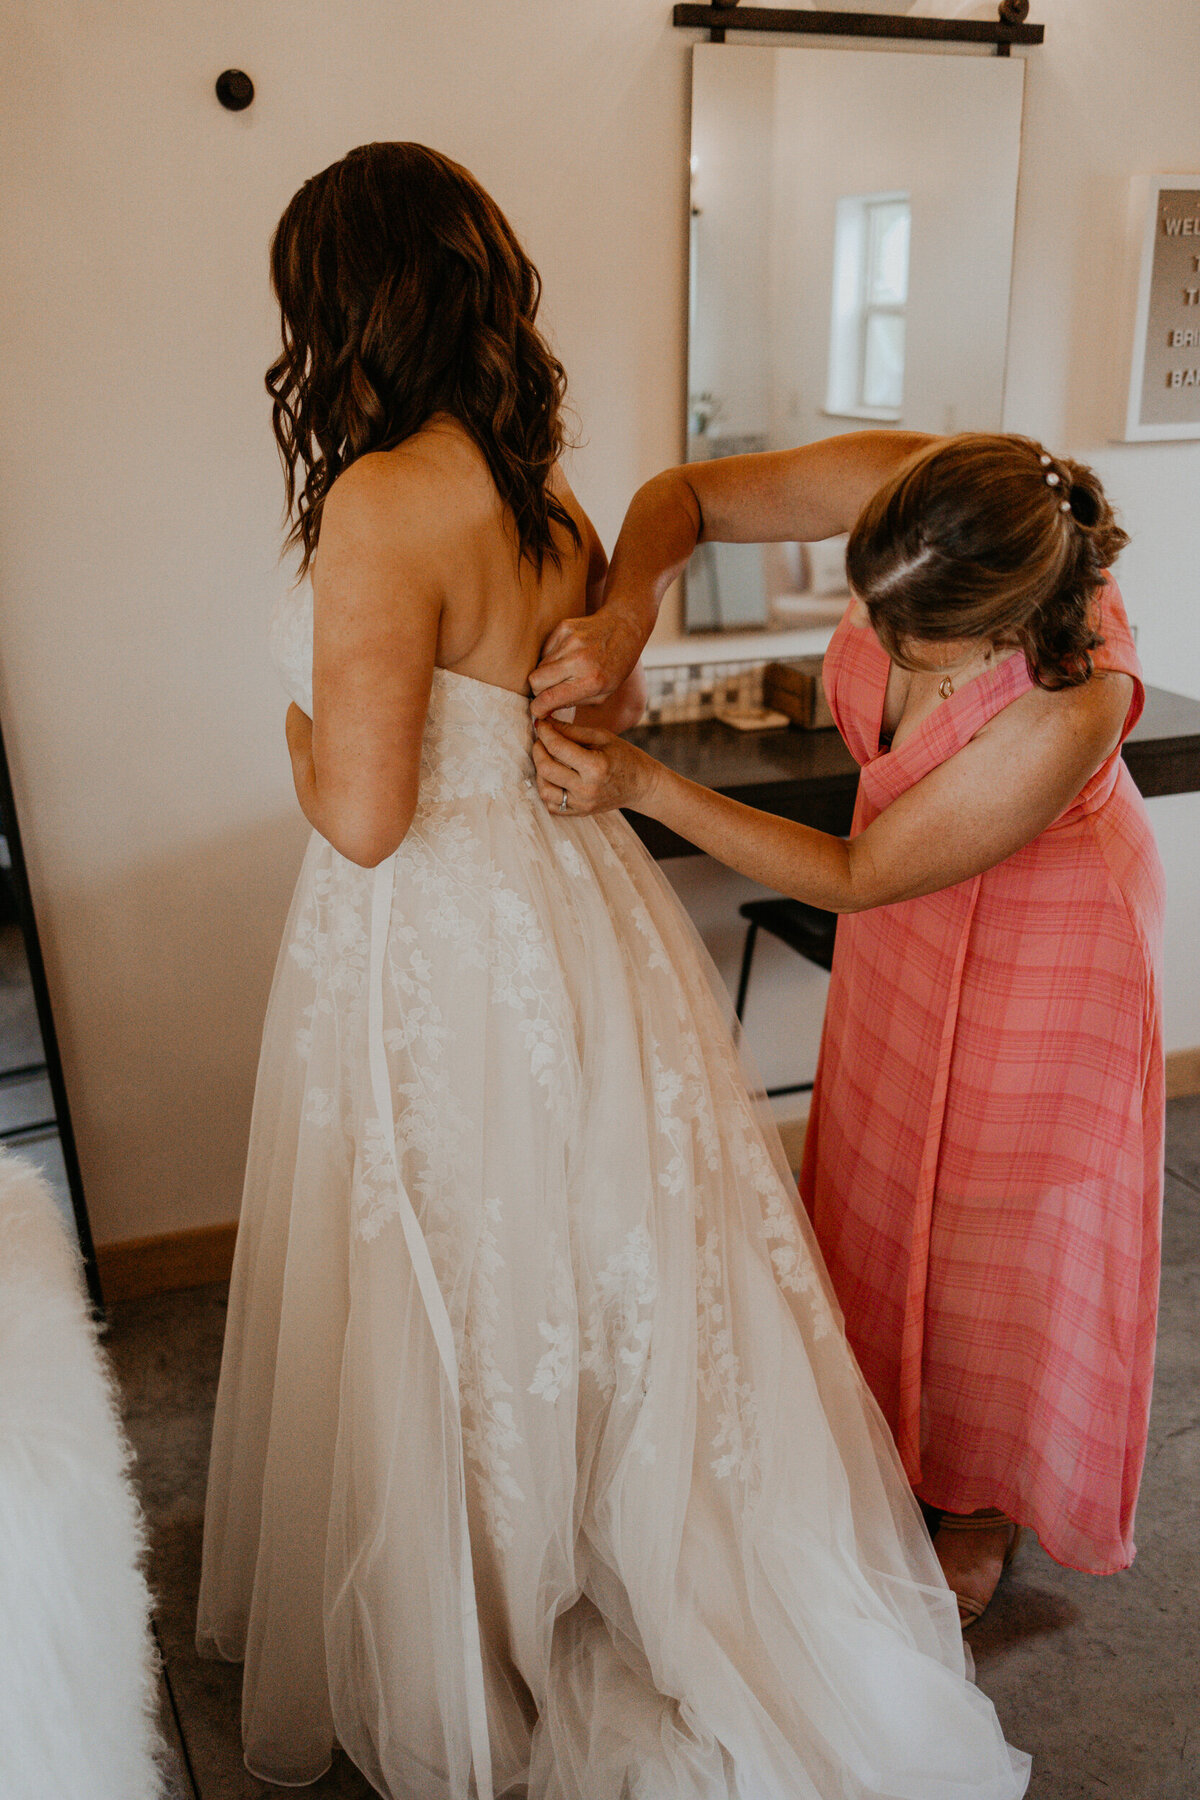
[624,685,1200,860]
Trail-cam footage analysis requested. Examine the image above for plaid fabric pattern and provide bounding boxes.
[799,584,1165,1574]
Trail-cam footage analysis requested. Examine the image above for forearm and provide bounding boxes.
[293,760,414,866]
[288,734,352,853]
[289,740,321,834]
[637,764,867,912]
[626,665,1122,911]
[529,478,700,719]
[531,433,939,722]
[676,431,938,545]
[600,433,938,624]
[286,704,413,867]
[539,663,1128,907]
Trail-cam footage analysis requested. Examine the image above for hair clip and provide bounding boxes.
[1039,453,1052,466]
[1060,499,1071,513]
[1045,471,1060,486]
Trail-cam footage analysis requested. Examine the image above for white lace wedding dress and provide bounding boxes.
[196,586,1030,1800]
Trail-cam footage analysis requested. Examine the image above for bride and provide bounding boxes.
[196,141,1029,1800]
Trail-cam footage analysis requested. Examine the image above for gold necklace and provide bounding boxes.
[938,645,993,701]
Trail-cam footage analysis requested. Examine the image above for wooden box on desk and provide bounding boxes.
[763,657,835,730]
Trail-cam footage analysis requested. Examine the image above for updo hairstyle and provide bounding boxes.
[845,434,1130,689]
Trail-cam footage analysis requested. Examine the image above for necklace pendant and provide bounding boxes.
[939,674,954,699]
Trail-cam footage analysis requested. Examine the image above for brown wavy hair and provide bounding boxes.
[266,141,580,575]
[846,434,1130,689]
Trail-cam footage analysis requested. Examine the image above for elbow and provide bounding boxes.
[645,467,703,540]
[832,861,872,913]
[820,842,879,915]
[835,845,911,914]
[338,838,405,870]
[322,805,416,869]
[334,825,411,868]
[798,888,869,917]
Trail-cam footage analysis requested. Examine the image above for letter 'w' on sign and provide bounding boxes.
[1118,173,1200,440]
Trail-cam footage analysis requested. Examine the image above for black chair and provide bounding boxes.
[734,898,837,1098]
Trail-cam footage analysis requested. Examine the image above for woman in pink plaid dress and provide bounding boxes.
[531,432,1165,1630]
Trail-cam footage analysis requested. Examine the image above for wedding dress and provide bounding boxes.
[196,584,1030,1800]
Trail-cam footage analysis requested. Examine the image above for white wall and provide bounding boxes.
[0,0,1197,1247]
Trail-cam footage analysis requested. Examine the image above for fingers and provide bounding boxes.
[529,673,610,720]
[531,605,644,721]
[533,723,615,797]
[529,627,614,717]
[529,620,595,695]
[531,717,652,820]
[531,739,578,785]
[534,722,594,780]
[528,655,573,698]
[532,741,580,814]
[537,719,613,751]
[534,774,571,814]
[535,619,576,666]
[532,728,602,790]
[531,739,565,781]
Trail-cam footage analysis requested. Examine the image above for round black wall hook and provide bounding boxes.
[216,69,255,112]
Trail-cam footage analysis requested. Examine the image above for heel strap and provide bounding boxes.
[936,1507,1014,1533]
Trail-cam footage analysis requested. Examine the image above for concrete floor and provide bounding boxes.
[107,1100,1200,1800]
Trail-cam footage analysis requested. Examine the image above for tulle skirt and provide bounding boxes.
[197,771,1029,1800]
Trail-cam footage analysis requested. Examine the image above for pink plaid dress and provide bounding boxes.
[800,580,1164,1574]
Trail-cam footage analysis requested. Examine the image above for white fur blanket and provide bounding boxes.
[0,1151,163,1799]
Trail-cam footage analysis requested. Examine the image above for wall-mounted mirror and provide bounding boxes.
[685,43,1026,633]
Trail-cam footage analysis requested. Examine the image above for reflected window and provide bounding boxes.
[826,193,910,420]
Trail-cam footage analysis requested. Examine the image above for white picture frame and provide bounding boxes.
[1117,174,1200,442]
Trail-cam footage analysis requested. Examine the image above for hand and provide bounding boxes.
[528,606,645,721]
[532,719,661,817]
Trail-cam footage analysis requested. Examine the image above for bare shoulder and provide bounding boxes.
[985,666,1135,762]
[311,449,451,638]
[319,422,492,559]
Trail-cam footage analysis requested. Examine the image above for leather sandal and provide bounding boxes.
[934,1508,1022,1633]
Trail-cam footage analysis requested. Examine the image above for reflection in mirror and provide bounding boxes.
[685,44,1026,632]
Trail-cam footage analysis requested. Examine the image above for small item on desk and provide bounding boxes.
[713,702,792,733]
[763,657,836,731]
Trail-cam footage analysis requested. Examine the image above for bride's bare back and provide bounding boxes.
[287,418,627,869]
[408,419,597,694]
[318,418,596,692]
